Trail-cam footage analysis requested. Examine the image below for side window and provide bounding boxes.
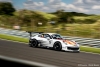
[38,34,42,37]
[52,35,57,39]
[44,34,52,39]
[52,34,63,39]
[38,34,44,38]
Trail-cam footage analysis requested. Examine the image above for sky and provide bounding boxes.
[0,0,100,14]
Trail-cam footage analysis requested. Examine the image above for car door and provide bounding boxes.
[40,34,52,46]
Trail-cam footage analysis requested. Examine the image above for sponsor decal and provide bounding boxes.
[64,40,76,46]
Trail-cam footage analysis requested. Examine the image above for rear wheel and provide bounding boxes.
[29,39,38,47]
[53,42,62,51]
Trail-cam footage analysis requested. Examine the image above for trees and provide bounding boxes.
[54,10,74,24]
[14,10,57,31]
[0,2,15,15]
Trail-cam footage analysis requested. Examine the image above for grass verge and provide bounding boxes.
[80,46,100,54]
[0,34,100,54]
[0,34,28,43]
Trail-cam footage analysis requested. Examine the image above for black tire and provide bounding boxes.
[53,42,62,51]
[30,39,38,47]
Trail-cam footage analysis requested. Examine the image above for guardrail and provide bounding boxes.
[0,28,29,38]
[63,36,100,47]
[0,28,100,48]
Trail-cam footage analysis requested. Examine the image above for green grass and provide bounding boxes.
[0,34,28,43]
[80,46,100,54]
[0,34,100,54]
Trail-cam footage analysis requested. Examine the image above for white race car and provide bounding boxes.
[28,32,80,52]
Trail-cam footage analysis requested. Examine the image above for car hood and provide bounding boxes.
[64,40,77,46]
[56,39,77,46]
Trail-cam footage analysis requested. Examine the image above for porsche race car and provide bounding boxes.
[28,32,80,52]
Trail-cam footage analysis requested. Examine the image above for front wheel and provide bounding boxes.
[53,42,62,51]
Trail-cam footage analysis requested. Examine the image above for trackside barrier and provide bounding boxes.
[0,28,100,48]
[63,36,100,47]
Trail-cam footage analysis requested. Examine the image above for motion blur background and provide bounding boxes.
[0,0,100,44]
[0,1,100,67]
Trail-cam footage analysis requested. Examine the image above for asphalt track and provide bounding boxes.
[0,39,100,67]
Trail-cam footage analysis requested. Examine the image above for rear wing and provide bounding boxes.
[27,31,43,37]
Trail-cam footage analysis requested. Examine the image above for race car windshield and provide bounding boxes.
[52,34,63,39]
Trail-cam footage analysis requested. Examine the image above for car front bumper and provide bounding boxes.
[62,46,80,52]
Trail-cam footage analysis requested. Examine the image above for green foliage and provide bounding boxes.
[14,10,56,27]
[0,2,15,15]
[75,19,97,24]
[0,9,100,38]
[52,10,75,24]
[36,11,57,21]
[69,12,91,16]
